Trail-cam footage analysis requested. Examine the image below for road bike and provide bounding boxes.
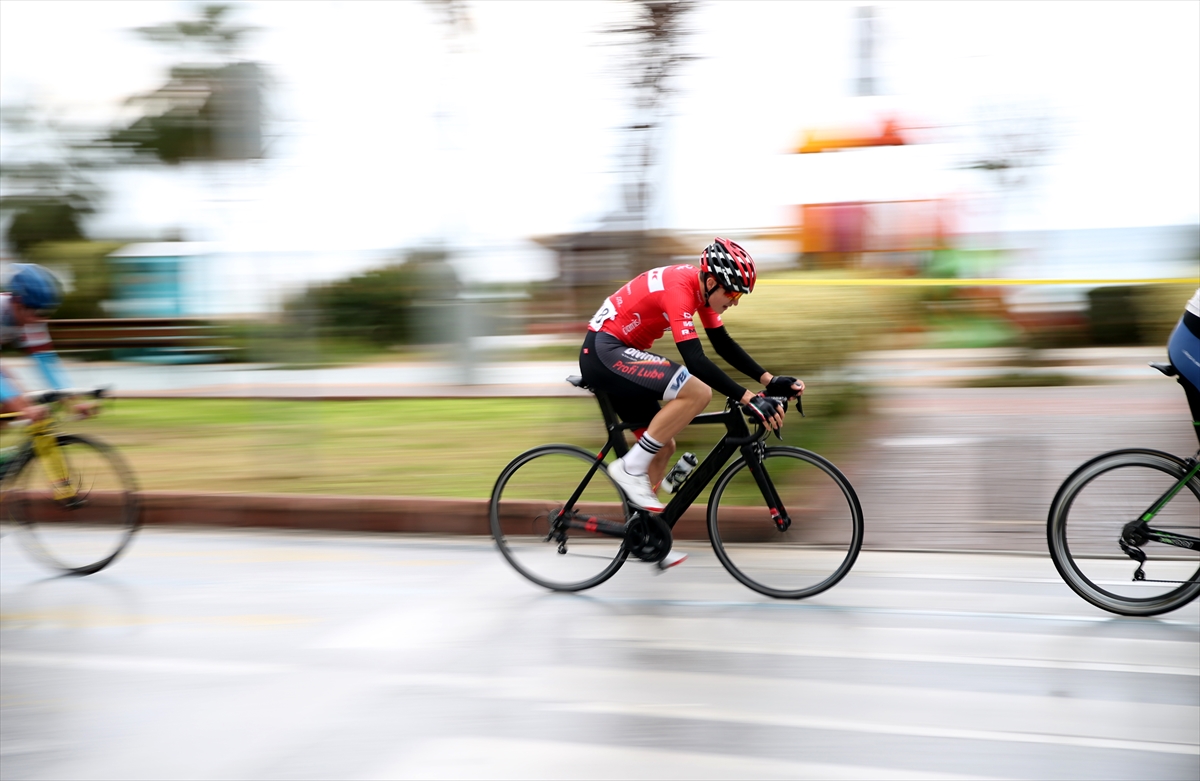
[0,388,141,576]
[1047,362,1200,616]
[490,376,863,597]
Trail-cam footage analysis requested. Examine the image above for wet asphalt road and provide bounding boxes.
[2,528,1197,780]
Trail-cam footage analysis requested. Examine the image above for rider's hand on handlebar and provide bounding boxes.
[71,399,100,419]
[744,393,785,432]
[765,375,804,398]
[18,402,50,422]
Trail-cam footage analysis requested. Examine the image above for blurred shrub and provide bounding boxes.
[621,271,919,422]
[713,272,924,375]
[286,250,460,348]
[1088,283,1195,346]
[1133,283,1197,345]
[1087,286,1140,345]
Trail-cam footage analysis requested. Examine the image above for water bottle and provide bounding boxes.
[661,452,698,494]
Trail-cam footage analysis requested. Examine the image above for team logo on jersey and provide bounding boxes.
[621,347,669,365]
[621,312,642,334]
[647,266,668,292]
[613,360,666,380]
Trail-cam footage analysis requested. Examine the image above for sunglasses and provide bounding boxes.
[721,288,743,301]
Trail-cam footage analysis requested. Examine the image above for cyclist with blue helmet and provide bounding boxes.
[1,263,96,423]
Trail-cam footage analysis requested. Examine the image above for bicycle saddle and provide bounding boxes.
[566,375,596,392]
[1149,362,1178,377]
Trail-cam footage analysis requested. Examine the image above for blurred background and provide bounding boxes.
[1,0,1198,513]
[3,6,1199,778]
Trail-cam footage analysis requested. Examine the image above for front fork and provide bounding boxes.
[29,423,76,503]
[744,441,791,532]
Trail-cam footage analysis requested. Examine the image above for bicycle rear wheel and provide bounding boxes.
[708,446,863,599]
[4,434,141,576]
[490,444,629,592]
[1048,449,1200,616]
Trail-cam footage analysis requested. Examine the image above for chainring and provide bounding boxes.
[625,511,672,563]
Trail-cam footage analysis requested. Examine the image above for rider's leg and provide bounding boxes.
[1166,312,1200,447]
[621,377,710,483]
[643,377,710,486]
[648,438,676,490]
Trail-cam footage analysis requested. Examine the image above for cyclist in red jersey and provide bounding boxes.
[579,238,803,568]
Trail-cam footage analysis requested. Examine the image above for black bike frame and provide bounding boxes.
[562,381,788,535]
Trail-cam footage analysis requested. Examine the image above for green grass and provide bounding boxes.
[1,395,863,498]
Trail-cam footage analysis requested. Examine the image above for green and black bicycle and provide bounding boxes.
[1047,362,1200,616]
[489,376,863,598]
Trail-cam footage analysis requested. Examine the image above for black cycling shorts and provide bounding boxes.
[580,330,692,428]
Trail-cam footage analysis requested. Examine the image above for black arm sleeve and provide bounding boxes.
[677,338,747,401]
[705,326,767,382]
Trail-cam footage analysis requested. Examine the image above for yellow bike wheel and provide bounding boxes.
[4,434,140,575]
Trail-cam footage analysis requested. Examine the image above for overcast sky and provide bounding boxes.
[2,0,1198,256]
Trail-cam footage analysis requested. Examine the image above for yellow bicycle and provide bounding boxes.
[0,388,140,575]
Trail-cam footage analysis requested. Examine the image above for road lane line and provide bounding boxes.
[1,652,293,676]
[598,596,1200,627]
[623,639,1200,677]
[549,701,1200,756]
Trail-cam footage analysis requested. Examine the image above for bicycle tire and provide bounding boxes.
[708,446,863,599]
[1048,448,1200,617]
[4,434,141,576]
[490,444,629,592]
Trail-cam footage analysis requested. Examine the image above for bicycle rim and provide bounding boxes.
[709,446,863,599]
[490,444,629,592]
[1048,449,1200,617]
[6,434,141,576]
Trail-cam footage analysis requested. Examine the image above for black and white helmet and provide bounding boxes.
[700,237,756,294]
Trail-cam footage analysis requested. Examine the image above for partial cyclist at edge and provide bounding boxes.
[1167,286,1200,443]
[579,237,804,570]
[1,263,96,429]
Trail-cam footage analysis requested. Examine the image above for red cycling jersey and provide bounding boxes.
[587,265,723,351]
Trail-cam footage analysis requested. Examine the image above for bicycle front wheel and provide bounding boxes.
[490,444,629,592]
[4,434,141,576]
[709,446,863,599]
[1048,449,1200,617]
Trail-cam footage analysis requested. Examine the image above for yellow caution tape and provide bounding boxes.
[759,278,1199,287]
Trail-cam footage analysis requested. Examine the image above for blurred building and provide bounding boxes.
[788,5,955,271]
[529,229,697,329]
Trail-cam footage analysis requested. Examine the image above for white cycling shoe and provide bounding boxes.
[607,458,665,512]
[655,549,688,573]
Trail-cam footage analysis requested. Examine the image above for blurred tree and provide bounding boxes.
[0,105,105,258]
[604,1,698,240]
[108,4,265,164]
[958,97,1060,257]
[423,0,473,39]
[962,100,1058,191]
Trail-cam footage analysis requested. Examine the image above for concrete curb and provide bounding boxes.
[138,491,715,540]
